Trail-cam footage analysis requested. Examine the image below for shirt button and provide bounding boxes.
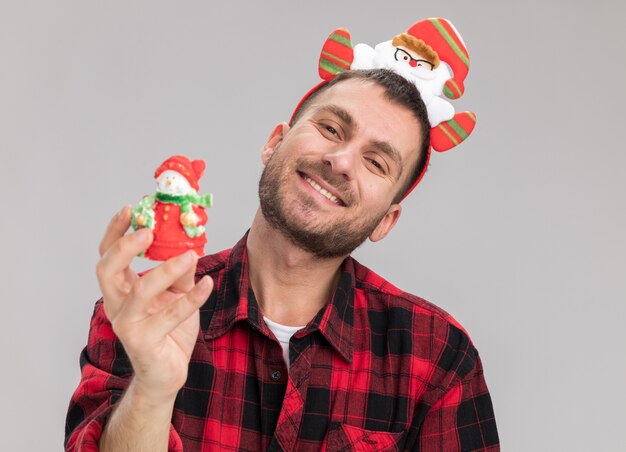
[270,370,281,381]
[163,214,169,221]
[164,205,171,212]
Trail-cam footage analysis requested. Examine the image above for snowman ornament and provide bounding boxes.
[131,155,213,261]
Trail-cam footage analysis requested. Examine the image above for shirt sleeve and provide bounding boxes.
[64,300,184,452]
[417,353,499,451]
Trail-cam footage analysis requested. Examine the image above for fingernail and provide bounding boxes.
[133,228,149,241]
[197,276,209,289]
[115,205,130,221]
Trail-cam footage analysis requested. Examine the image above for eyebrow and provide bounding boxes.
[313,104,404,177]
[370,140,403,177]
[314,104,355,129]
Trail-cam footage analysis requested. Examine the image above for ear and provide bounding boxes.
[369,203,402,243]
[261,122,290,165]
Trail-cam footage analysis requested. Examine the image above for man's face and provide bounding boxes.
[258,79,423,258]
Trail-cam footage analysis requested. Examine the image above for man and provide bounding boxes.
[65,69,499,451]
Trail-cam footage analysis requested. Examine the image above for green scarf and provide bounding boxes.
[155,191,213,238]
[155,191,213,213]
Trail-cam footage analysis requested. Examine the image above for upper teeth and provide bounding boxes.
[304,175,340,204]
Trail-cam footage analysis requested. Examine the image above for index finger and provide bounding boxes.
[133,250,198,302]
[99,205,133,257]
[96,227,153,287]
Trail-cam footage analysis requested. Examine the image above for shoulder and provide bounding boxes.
[196,247,232,276]
[352,257,469,337]
[352,258,480,378]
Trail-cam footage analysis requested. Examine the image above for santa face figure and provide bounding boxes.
[156,169,194,196]
[321,17,475,154]
[352,33,456,126]
[371,39,450,105]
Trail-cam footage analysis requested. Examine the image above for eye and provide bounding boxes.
[394,48,413,65]
[366,157,386,174]
[415,59,435,71]
[318,122,342,140]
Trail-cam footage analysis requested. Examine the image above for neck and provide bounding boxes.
[246,209,347,327]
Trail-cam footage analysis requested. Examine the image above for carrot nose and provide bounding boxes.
[166,179,172,186]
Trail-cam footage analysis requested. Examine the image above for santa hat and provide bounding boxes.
[154,155,205,191]
[406,18,470,100]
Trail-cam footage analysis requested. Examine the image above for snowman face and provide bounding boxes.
[156,170,193,195]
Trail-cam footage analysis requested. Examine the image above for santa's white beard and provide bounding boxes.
[407,65,455,126]
[410,66,450,102]
[370,46,450,104]
[369,42,455,126]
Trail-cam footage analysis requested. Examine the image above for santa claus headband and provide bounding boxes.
[291,17,476,200]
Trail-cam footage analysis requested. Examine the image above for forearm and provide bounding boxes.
[100,378,177,452]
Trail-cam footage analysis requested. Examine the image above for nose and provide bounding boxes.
[323,147,357,180]
[166,179,172,186]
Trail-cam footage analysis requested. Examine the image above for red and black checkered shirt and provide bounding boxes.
[66,234,499,451]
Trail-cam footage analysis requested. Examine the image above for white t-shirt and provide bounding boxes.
[263,317,305,370]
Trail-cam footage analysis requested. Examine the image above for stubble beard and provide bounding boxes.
[258,153,387,259]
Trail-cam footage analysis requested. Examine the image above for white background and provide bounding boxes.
[1,1,625,450]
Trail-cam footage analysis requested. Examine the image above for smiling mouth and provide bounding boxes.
[298,172,345,206]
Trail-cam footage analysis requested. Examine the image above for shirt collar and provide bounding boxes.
[201,233,355,363]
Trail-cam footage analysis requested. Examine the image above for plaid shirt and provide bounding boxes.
[66,234,499,451]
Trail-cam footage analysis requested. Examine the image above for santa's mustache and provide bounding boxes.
[296,159,356,206]
[406,66,438,81]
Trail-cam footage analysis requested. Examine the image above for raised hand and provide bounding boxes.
[96,205,213,400]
